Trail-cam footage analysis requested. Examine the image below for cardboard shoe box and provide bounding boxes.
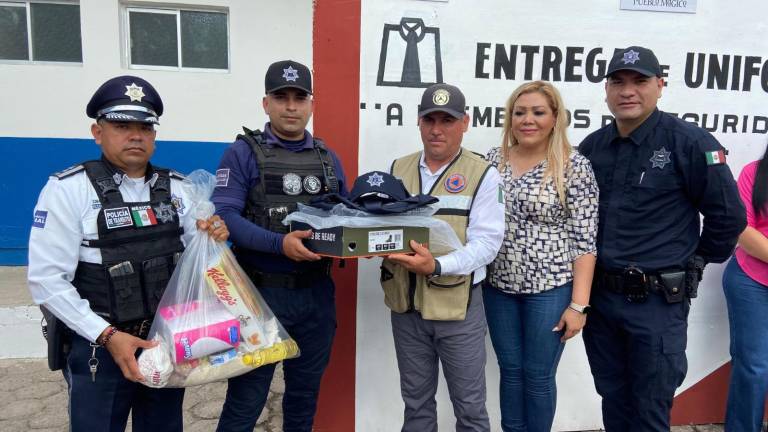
[291,222,429,258]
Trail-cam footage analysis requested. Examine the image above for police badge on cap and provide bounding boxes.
[86,75,163,125]
[605,46,662,79]
[265,60,313,94]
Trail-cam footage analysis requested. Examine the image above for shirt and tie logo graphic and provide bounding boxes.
[377,17,443,88]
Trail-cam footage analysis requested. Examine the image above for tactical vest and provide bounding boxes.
[381,149,491,320]
[69,160,185,325]
[237,128,339,280]
[239,128,339,234]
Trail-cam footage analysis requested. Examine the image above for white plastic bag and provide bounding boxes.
[138,170,299,388]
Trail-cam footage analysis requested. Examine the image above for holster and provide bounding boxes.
[685,255,706,299]
[658,271,686,303]
[40,306,69,371]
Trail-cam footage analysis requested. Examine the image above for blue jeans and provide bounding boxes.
[723,258,768,432]
[483,282,572,432]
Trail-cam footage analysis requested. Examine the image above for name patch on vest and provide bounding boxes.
[104,207,133,229]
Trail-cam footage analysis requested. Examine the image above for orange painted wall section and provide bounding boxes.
[672,363,730,425]
[671,361,768,425]
[312,1,361,431]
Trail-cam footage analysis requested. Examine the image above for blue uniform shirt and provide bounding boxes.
[212,123,348,272]
[579,109,746,272]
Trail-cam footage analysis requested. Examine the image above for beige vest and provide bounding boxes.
[381,149,491,320]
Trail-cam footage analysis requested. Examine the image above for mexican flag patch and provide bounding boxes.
[131,206,158,227]
[705,150,726,165]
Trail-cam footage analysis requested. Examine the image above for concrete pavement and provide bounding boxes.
[0,358,285,432]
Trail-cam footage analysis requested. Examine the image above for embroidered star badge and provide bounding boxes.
[366,173,385,187]
[622,50,641,65]
[282,66,299,82]
[650,147,672,169]
[124,83,145,102]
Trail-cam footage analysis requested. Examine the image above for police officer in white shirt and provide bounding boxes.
[384,83,505,431]
[27,75,228,432]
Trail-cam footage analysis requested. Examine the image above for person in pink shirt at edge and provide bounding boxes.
[722,143,768,432]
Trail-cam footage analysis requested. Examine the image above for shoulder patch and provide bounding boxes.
[32,210,48,228]
[53,164,84,179]
[704,149,727,166]
[216,168,230,187]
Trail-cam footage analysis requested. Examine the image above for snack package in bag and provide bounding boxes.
[138,170,299,388]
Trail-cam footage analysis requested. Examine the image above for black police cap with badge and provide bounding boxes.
[605,46,662,79]
[265,60,313,94]
[310,171,438,214]
[86,75,163,125]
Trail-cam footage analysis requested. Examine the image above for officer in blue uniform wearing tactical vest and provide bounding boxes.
[212,60,348,432]
[27,75,229,432]
[578,46,747,431]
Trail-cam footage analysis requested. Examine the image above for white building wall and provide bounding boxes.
[0,0,314,141]
[356,1,768,430]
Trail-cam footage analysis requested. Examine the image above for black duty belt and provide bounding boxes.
[594,266,667,303]
[115,319,152,339]
[596,268,662,294]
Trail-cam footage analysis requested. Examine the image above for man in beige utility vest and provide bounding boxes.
[385,83,505,432]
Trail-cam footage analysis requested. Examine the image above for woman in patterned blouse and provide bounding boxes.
[483,81,599,432]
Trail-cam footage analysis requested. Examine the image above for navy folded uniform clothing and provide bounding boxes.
[309,171,438,214]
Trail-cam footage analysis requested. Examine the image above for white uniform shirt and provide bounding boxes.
[418,151,505,284]
[28,168,197,342]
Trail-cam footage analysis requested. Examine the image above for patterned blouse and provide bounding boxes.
[486,147,599,294]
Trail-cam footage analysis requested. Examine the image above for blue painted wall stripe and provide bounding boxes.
[1,136,229,265]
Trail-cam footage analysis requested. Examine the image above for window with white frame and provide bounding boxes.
[126,6,228,71]
[0,1,82,62]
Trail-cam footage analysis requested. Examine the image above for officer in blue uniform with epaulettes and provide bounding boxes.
[27,75,228,432]
[578,46,746,432]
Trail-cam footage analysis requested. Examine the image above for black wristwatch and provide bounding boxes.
[428,259,441,279]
